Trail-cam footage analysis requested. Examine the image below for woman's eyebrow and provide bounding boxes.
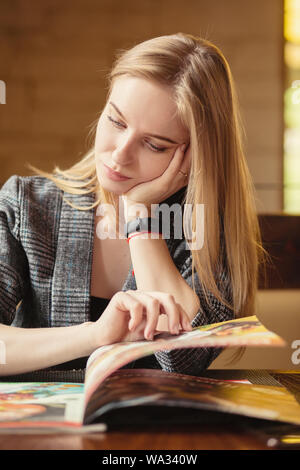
[109,101,179,144]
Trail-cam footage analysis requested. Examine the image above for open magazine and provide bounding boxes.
[0,314,298,433]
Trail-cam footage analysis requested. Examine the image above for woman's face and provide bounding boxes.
[95,76,189,196]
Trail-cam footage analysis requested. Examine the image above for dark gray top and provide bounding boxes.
[0,175,233,380]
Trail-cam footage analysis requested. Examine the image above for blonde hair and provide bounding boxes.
[28,32,267,319]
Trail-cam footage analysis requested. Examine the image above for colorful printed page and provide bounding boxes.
[83,369,300,426]
[84,315,285,405]
[0,382,106,432]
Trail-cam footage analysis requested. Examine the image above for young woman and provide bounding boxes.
[0,33,264,378]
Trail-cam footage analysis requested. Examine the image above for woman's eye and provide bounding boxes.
[107,115,167,153]
[107,115,125,128]
[146,142,167,153]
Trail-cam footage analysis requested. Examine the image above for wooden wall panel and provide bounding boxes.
[0,0,283,212]
[258,214,300,289]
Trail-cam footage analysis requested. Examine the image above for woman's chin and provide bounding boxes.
[97,177,131,196]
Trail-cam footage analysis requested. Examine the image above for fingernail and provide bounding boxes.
[146,330,152,340]
[181,144,186,152]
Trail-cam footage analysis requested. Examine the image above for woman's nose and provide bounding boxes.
[111,135,134,166]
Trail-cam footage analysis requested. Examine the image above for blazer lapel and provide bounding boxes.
[51,192,95,327]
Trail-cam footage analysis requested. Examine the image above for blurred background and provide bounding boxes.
[0,0,299,368]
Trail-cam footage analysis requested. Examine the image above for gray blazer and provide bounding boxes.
[0,175,233,379]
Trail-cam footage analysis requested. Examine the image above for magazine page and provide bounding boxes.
[83,369,300,427]
[83,315,285,407]
[0,382,106,433]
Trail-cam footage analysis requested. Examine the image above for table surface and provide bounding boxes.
[0,425,268,450]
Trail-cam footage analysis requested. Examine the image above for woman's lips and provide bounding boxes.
[103,164,131,181]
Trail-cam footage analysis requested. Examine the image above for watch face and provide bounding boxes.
[126,217,146,237]
[136,218,142,231]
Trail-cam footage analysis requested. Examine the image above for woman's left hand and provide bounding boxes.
[122,143,191,214]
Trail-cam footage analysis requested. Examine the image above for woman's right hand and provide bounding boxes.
[90,290,192,349]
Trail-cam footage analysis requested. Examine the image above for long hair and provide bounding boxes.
[28,32,267,319]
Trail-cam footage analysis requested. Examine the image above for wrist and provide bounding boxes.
[123,199,153,222]
[80,321,100,356]
[85,318,115,353]
[125,216,163,241]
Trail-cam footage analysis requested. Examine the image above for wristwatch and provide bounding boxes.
[124,217,163,238]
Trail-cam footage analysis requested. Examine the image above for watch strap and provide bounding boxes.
[124,217,162,238]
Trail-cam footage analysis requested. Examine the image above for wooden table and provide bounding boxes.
[0,423,268,450]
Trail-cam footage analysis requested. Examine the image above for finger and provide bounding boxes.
[160,144,187,182]
[129,318,147,339]
[173,143,187,167]
[128,304,145,332]
[129,292,161,340]
[178,306,193,332]
[114,292,144,331]
[146,291,184,335]
[178,144,191,177]
[144,296,161,340]
[159,295,181,335]
[182,142,190,162]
